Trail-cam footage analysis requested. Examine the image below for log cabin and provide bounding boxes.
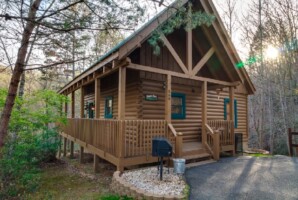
[58,0,255,171]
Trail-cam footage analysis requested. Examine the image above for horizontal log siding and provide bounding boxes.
[125,81,142,119]
[207,90,248,143]
[172,83,202,143]
[141,79,165,120]
[139,38,183,73]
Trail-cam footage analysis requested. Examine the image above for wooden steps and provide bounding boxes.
[181,142,213,165]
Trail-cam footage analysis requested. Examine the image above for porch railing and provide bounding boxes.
[207,120,234,146]
[60,118,175,163]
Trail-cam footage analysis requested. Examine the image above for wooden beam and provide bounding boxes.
[118,0,189,59]
[118,67,126,120]
[94,154,100,173]
[80,146,84,164]
[127,63,238,87]
[165,74,172,122]
[187,30,192,72]
[64,100,68,117]
[192,47,215,75]
[201,81,207,145]
[95,78,100,118]
[71,92,75,118]
[229,86,235,155]
[58,53,118,94]
[80,87,84,118]
[63,137,67,157]
[200,0,244,83]
[70,141,74,158]
[161,34,189,74]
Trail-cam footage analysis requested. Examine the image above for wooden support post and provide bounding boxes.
[80,87,84,118]
[118,121,125,172]
[187,30,192,73]
[63,137,67,157]
[64,101,68,118]
[165,74,172,123]
[214,130,220,160]
[186,3,192,73]
[229,86,235,156]
[95,78,101,118]
[70,141,74,159]
[288,128,293,156]
[175,132,183,158]
[94,154,100,173]
[201,81,207,145]
[71,91,75,118]
[80,146,84,164]
[118,66,126,120]
[58,135,62,158]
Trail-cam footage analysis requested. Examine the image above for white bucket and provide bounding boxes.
[173,158,186,174]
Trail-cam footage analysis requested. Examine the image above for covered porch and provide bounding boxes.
[59,62,237,171]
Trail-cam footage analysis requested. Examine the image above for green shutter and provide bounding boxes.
[224,98,238,128]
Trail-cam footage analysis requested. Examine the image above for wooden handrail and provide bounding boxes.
[204,123,220,160]
[205,124,214,134]
[168,123,177,137]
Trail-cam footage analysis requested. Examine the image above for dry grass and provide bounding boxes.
[25,154,116,200]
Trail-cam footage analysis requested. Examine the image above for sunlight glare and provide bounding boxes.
[265,45,279,60]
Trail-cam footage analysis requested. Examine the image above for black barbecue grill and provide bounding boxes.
[152,137,173,180]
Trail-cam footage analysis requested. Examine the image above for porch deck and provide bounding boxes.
[59,118,234,171]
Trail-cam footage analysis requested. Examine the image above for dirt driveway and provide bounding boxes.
[185,156,298,200]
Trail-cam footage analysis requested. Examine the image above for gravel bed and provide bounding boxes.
[121,167,186,196]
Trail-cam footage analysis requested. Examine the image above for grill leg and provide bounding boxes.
[160,157,163,181]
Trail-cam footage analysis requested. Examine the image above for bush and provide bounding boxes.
[0,89,67,198]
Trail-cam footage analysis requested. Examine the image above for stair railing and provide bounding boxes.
[168,123,183,158]
[204,124,220,160]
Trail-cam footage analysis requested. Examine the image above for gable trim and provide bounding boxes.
[161,34,189,74]
[191,47,215,75]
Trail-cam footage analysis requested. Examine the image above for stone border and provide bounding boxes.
[110,171,187,200]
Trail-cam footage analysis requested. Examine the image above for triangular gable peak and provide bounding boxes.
[122,0,254,94]
[59,0,255,95]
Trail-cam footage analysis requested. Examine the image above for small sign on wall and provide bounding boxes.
[145,94,158,101]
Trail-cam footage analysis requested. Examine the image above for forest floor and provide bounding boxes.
[26,153,116,200]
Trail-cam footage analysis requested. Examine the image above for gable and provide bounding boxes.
[58,0,255,95]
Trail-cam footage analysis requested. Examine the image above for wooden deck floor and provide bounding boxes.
[183,142,204,152]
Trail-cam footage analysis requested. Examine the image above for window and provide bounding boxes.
[105,96,113,118]
[171,93,186,119]
[88,102,95,119]
[224,98,238,128]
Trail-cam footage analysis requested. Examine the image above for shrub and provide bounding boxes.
[0,89,67,198]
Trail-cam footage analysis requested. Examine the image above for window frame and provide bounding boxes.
[88,102,95,119]
[104,96,113,119]
[224,98,238,128]
[171,92,186,119]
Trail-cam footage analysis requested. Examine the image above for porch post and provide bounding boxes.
[165,74,172,123]
[80,87,85,118]
[118,66,126,120]
[80,87,85,162]
[118,66,126,171]
[201,81,207,145]
[229,86,235,155]
[70,92,75,158]
[95,78,101,118]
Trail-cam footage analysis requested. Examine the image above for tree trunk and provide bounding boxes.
[18,73,26,98]
[0,0,42,147]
